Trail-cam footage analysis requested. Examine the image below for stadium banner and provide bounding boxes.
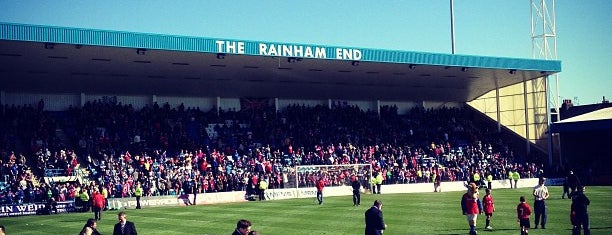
[194,191,246,205]
[108,195,182,209]
[264,188,296,200]
[263,178,543,201]
[0,200,75,217]
[108,192,247,209]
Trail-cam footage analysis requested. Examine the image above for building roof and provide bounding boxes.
[0,22,561,102]
[552,107,612,133]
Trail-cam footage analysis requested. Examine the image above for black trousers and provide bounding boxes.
[352,190,360,205]
[534,200,547,227]
[136,196,141,209]
[93,207,102,220]
[572,212,590,235]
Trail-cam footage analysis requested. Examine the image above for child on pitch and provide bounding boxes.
[482,188,495,230]
[461,183,483,235]
[517,196,532,235]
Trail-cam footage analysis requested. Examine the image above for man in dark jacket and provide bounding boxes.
[113,211,137,235]
[571,186,590,235]
[365,200,386,235]
[352,175,362,206]
[232,219,252,235]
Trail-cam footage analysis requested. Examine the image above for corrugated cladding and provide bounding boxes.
[1,22,561,72]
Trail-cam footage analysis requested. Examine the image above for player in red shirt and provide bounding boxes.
[92,189,105,221]
[316,177,325,205]
[482,188,495,230]
[517,196,532,235]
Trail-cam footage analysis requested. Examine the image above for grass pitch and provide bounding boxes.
[2,186,611,234]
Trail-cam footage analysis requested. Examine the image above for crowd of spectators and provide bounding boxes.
[1,99,544,205]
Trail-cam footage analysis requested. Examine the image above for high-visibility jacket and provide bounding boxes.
[512,172,520,180]
[375,174,383,184]
[134,186,143,197]
[473,173,481,182]
[487,174,493,182]
[259,180,268,190]
[101,188,108,199]
[79,191,89,202]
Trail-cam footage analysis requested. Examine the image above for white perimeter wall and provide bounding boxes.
[106,178,546,209]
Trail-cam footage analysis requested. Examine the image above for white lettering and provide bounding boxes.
[335,48,343,59]
[268,44,278,56]
[259,43,268,55]
[304,47,313,58]
[315,47,326,58]
[215,40,224,53]
[216,40,245,54]
[0,206,12,213]
[353,49,362,60]
[237,42,245,54]
[226,41,237,53]
[294,45,303,57]
[335,48,362,60]
[282,45,292,57]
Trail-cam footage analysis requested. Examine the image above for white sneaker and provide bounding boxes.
[485,226,493,230]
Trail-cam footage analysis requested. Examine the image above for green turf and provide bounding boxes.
[2,186,611,234]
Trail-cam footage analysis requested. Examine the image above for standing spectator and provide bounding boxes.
[92,188,105,221]
[101,185,109,210]
[432,170,441,192]
[486,173,493,189]
[370,175,377,194]
[461,183,482,235]
[113,211,137,235]
[571,186,590,235]
[512,171,520,189]
[508,170,513,189]
[375,172,383,194]
[134,182,143,209]
[567,171,580,194]
[316,177,325,205]
[232,219,252,235]
[364,200,386,235]
[517,196,532,235]
[45,197,58,214]
[482,188,495,230]
[79,189,90,212]
[532,177,549,229]
[258,178,267,201]
[562,174,571,199]
[351,175,361,206]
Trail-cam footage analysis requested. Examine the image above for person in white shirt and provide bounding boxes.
[532,177,550,229]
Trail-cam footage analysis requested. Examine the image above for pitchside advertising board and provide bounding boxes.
[0,201,75,217]
[215,40,362,61]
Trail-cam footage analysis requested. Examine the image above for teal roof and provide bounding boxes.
[0,22,560,73]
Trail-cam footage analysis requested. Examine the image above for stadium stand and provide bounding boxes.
[1,101,543,206]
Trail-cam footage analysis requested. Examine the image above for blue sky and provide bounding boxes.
[1,0,610,105]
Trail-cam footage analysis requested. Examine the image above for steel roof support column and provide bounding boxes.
[377,100,381,120]
[523,77,531,156]
[495,78,501,133]
[216,96,221,116]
